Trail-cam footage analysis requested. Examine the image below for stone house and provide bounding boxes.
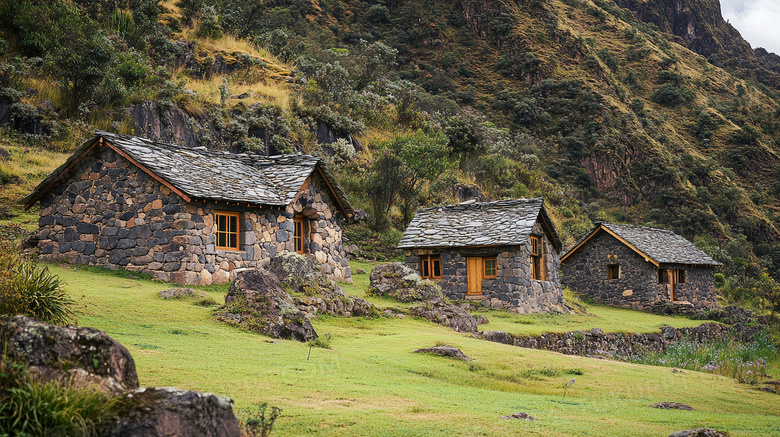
[398,198,565,313]
[23,132,354,285]
[560,223,721,310]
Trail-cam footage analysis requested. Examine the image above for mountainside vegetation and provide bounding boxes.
[0,0,778,309]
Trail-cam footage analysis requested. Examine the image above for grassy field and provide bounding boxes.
[49,262,780,437]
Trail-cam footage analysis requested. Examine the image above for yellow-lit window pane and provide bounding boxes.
[216,211,239,250]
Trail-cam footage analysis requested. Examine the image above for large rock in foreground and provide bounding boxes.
[216,269,317,342]
[0,315,138,395]
[368,263,444,302]
[268,252,346,298]
[408,298,480,333]
[107,387,241,437]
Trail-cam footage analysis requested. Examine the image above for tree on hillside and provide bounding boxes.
[367,130,451,230]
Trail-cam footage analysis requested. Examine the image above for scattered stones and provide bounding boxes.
[474,314,489,325]
[651,402,693,410]
[159,287,205,299]
[414,345,470,361]
[354,268,367,275]
[668,428,730,437]
[368,262,444,302]
[408,298,480,333]
[215,270,317,342]
[106,387,241,437]
[0,315,138,395]
[500,412,535,421]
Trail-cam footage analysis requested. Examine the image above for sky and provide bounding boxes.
[719,0,780,54]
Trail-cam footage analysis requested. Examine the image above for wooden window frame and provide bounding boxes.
[215,210,240,251]
[294,217,305,254]
[607,264,620,280]
[483,257,497,279]
[658,269,669,284]
[530,236,546,281]
[677,269,686,284]
[419,255,442,279]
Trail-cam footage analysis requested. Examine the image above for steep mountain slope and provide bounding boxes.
[0,0,778,283]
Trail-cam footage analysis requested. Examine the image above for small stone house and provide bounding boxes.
[23,132,354,285]
[560,223,721,310]
[398,198,565,313]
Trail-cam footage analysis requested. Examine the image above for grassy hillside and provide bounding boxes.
[51,262,779,436]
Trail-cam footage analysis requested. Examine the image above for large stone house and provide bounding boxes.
[398,198,565,313]
[560,223,721,310]
[23,132,353,285]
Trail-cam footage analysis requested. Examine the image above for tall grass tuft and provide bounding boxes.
[631,330,779,384]
[0,241,74,325]
[0,355,119,436]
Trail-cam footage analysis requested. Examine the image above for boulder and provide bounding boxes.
[107,387,241,437]
[651,402,693,410]
[414,345,470,361]
[0,315,138,395]
[500,412,535,420]
[368,263,444,302]
[668,429,730,437]
[215,270,317,342]
[159,287,204,299]
[267,252,346,298]
[408,298,480,333]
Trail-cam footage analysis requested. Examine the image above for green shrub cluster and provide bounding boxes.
[0,241,74,325]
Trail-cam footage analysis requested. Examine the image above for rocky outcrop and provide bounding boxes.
[614,0,780,90]
[408,298,480,333]
[107,387,241,437]
[414,345,470,361]
[0,315,138,395]
[216,269,317,342]
[159,288,205,299]
[1,316,242,436]
[368,262,444,302]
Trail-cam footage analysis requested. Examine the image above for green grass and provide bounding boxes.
[47,263,780,436]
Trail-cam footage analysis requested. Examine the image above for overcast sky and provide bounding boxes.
[719,0,780,54]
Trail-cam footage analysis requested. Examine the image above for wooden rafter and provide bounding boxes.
[315,165,350,218]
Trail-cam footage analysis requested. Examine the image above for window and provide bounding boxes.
[658,269,669,283]
[677,270,686,283]
[484,258,497,278]
[294,218,305,254]
[530,236,545,280]
[216,211,239,250]
[420,255,442,279]
[607,264,620,280]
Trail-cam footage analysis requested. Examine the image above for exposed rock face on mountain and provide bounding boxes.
[614,0,780,89]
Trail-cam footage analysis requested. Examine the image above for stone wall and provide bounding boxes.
[405,223,563,313]
[561,231,716,310]
[33,146,351,285]
[482,322,753,360]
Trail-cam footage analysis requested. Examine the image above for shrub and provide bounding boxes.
[0,242,74,325]
[240,402,282,437]
[651,83,694,107]
[0,355,118,435]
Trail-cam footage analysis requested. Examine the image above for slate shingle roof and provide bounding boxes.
[562,223,721,266]
[24,132,352,215]
[397,198,562,250]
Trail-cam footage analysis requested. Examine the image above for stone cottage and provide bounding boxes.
[398,198,565,313]
[23,132,353,285]
[560,223,721,310]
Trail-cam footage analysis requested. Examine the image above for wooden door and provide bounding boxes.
[669,269,676,302]
[466,257,483,295]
